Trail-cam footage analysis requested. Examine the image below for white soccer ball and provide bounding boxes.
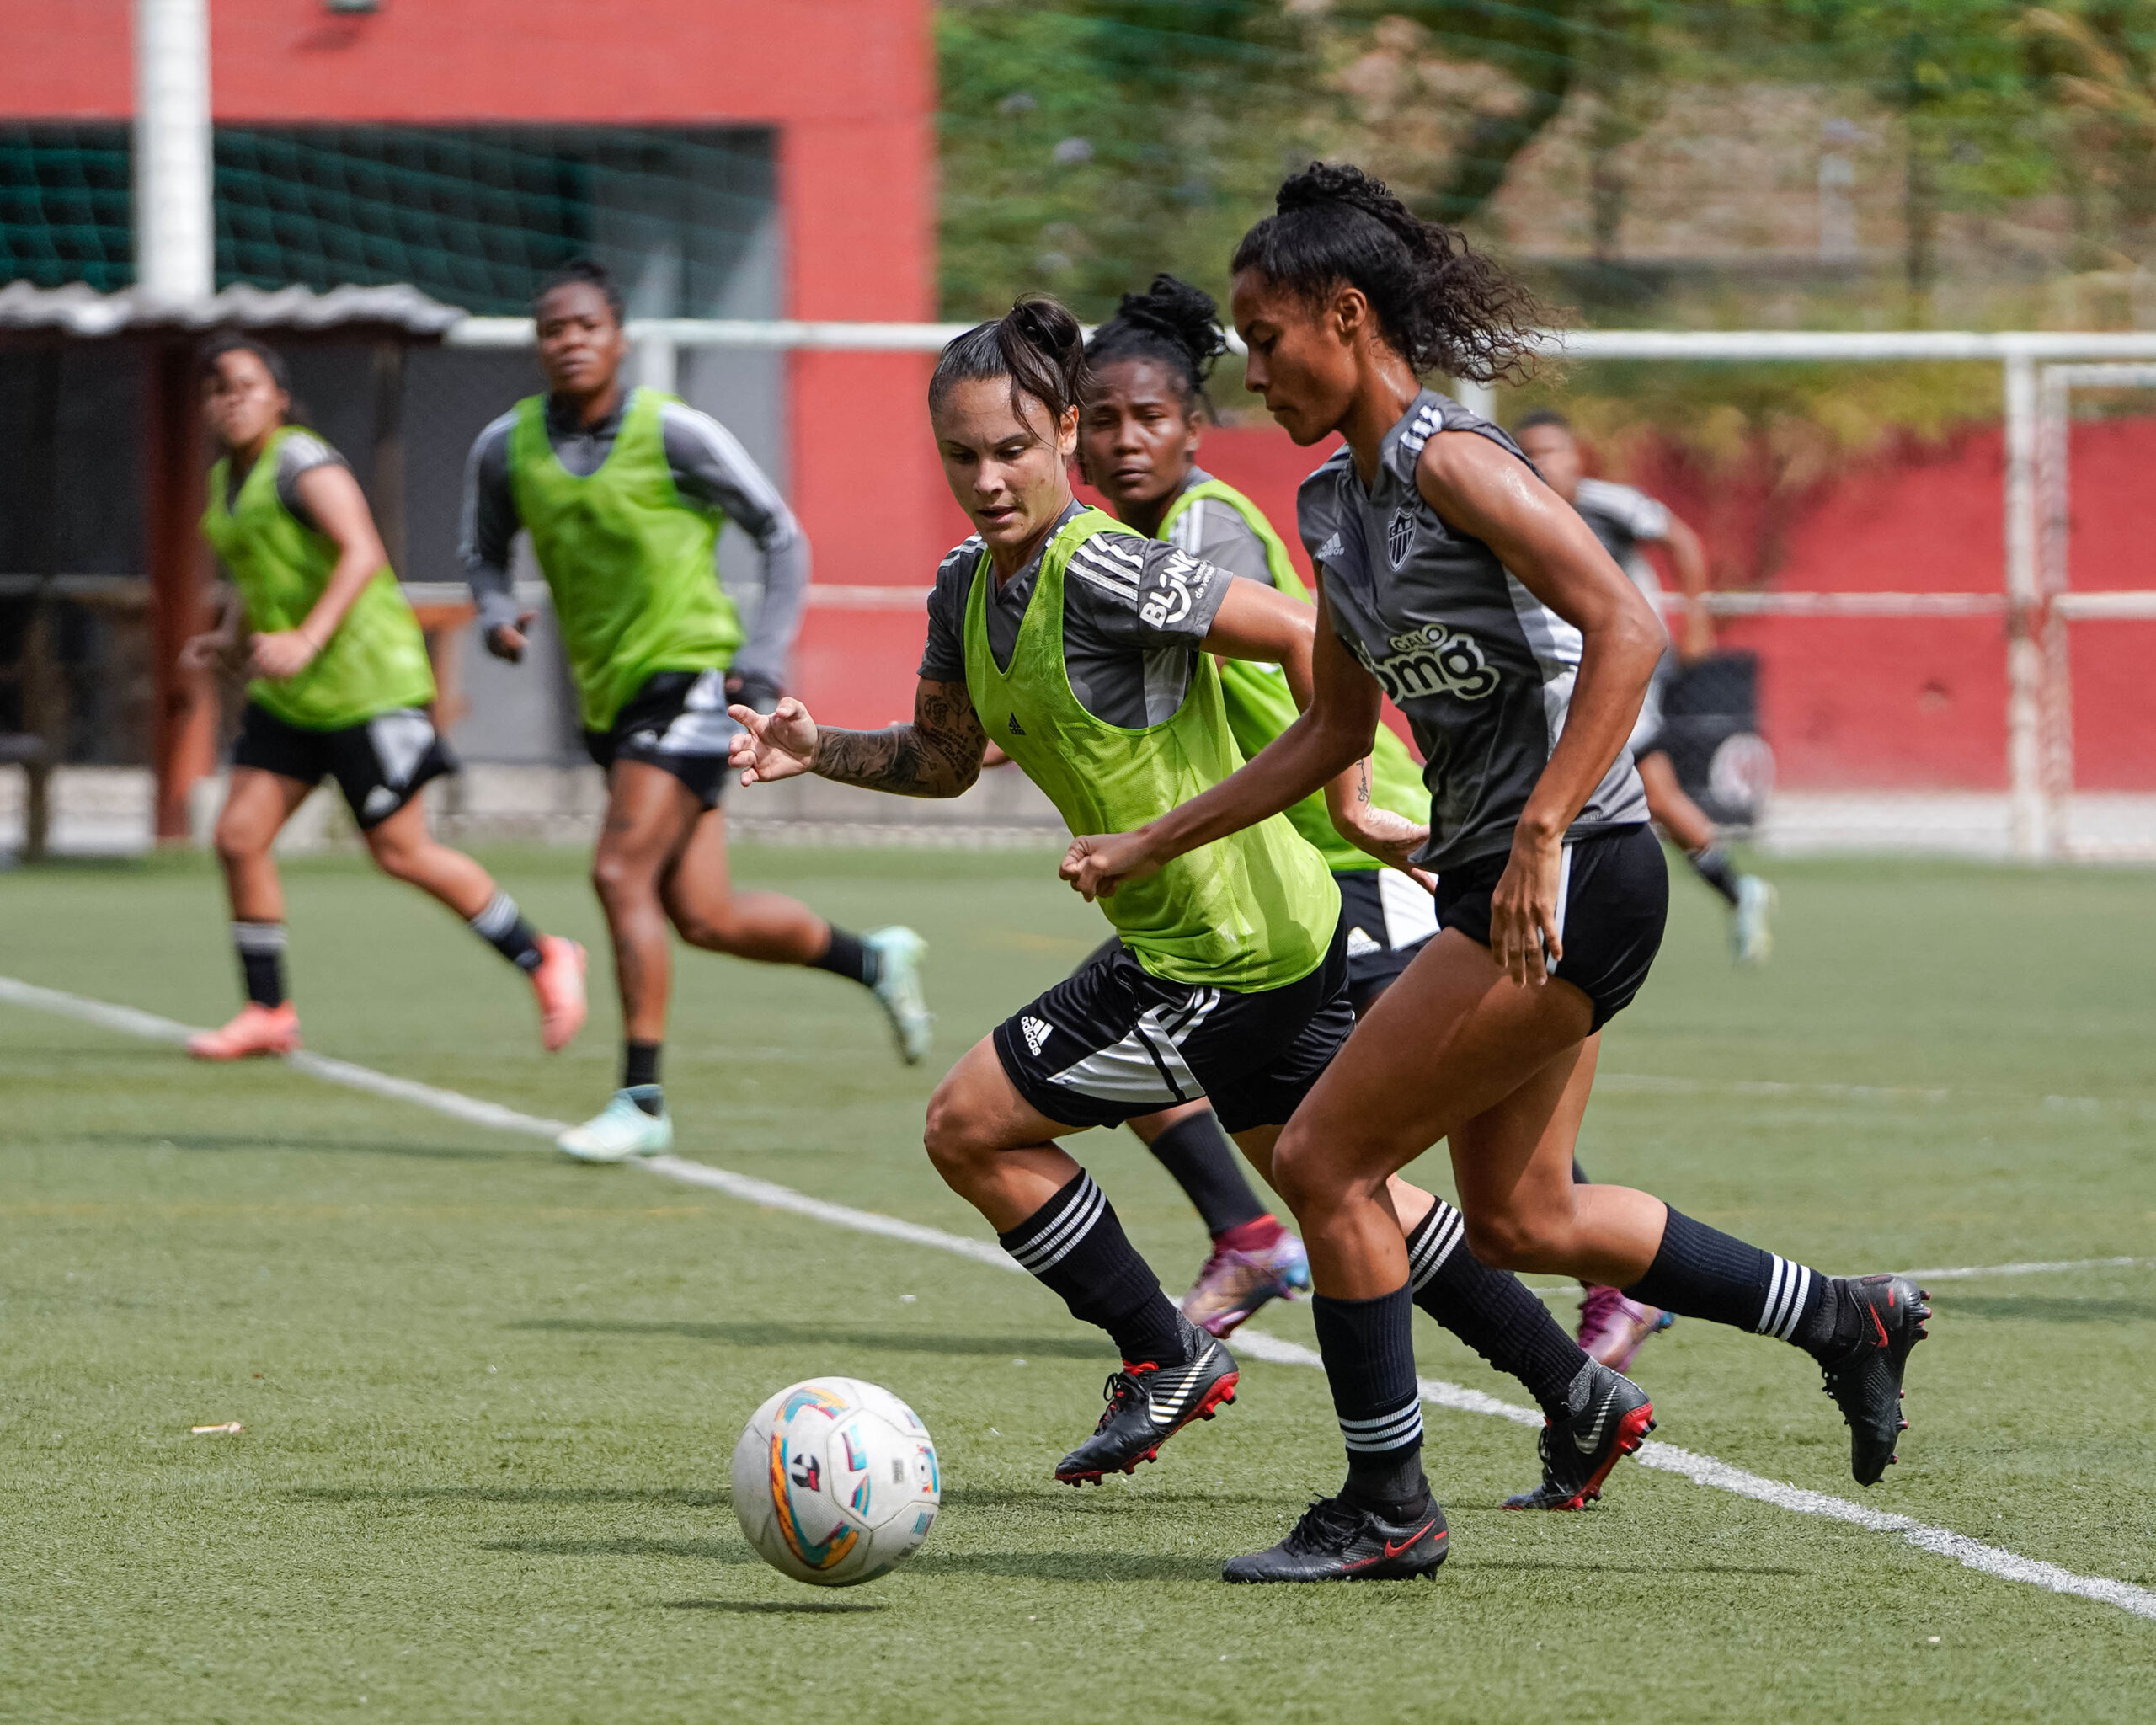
[730,1377,941,1587]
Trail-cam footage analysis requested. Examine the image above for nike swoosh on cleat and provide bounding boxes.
[1384,1520,1438,1558]
[1870,1306,1891,1348]
[1572,1390,1620,1454]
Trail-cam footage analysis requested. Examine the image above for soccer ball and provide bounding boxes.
[730,1377,941,1587]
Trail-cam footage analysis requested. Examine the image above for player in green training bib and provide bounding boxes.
[460,260,932,1163]
[727,297,1600,1498]
[1049,276,1438,1341]
[181,334,587,1063]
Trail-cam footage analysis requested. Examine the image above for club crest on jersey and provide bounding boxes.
[1354,622,1501,703]
[1386,505,1416,569]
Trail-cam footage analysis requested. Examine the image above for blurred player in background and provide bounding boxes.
[1513,409,1775,966]
[181,335,588,1063]
[1065,165,1930,1581]
[731,298,1646,1514]
[461,260,931,1162]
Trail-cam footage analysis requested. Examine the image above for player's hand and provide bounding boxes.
[728,696,819,784]
[725,670,783,715]
[248,630,319,681]
[1488,827,1562,986]
[1061,830,1163,901]
[1336,804,1437,892]
[179,630,237,673]
[485,611,539,663]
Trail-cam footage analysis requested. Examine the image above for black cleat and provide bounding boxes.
[1819,1274,1931,1486]
[1502,1361,1656,1511]
[1222,1493,1449,1583]
[1053,1335,1238,1485]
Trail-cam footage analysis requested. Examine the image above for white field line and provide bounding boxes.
[5,973,2153,1624]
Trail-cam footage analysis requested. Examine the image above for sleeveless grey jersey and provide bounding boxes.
[1298,389,1648,871]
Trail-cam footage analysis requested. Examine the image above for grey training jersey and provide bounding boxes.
[1161,468,1275,586]
[1572,476,1670,606]
[917,499,1234,729]
[1299,390,1647,872]
[460,392,808,692]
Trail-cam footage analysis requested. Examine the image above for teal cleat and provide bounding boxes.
[1732,874,1777,966]
[556,1087,673,1163]
[865,925,935,1064]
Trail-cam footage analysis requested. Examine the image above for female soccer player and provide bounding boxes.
[182,334,587,1060]
[731,298,1649,1510]
[1075,275,1438,1338]
[1063,165,1929,1582]
[461,259,931,1162]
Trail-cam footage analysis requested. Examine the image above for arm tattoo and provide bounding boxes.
[1357,761,1371,805]
[814,680,987,798]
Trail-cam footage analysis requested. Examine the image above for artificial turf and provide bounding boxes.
[3,843,2153,1722]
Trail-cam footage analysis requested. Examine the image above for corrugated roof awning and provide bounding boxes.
[0,280,467,339]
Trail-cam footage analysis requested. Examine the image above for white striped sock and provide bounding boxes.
[1406,1202,1466,1291]
[1757,1255,1814,1342]
[1339,1402,1425,1454]
[231,921,287,954]
[1006,1175,1105,1276]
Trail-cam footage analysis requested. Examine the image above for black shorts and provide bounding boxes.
[232,702,455,831]
[1435,824,1668,1031]
[1335,868,1438,1012]
[584,670,739,809]
[1001,916,1352,1136]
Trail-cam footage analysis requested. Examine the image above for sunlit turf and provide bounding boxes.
[3,844,2153,1722]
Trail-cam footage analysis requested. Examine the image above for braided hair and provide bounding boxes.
[1231,163,1545,384]
[1085,274,1227,419]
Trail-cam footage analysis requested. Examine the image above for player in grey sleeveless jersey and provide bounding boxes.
[1064,164,1931,1583]
[1513,409,1775,969]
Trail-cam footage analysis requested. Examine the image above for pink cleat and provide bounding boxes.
[1577,1284,1674,1375]
[186,1001,302,1061]
[1180,1220,1313,1339]
[530,936,588,1053]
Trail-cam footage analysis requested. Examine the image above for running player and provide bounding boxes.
[1064,165,1929,1580]
[460,259,931,1162]
[1075,275,1438,1338]
[1513,409,1774,965]
[181,334,587,1060]
[731,297,1648,1504]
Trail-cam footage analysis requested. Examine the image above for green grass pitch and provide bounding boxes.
[3,843,2154,1722]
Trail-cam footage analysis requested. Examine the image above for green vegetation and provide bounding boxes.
[4,846,2155,1720]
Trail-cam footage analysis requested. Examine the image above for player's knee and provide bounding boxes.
[670,903,742,953]
[921,1083,996,1186]
[1267,1126,1331,1221]
[590,849,648,905]
[1461,1207,1558,1274]
[212,818,267,869]
[366,830,426,882]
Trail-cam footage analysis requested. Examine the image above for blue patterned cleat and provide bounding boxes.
[864,926,935,1064]
[1181,1230,1312,1339]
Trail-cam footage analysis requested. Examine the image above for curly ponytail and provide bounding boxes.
[1231,162,1545,384]
[930,293,1093,430]
[1085,274,1227,417]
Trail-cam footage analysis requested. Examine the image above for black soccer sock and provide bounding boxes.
[1688,844,1743,908]
[810,926,879,989]
[1624,1205,1838,1359]
[998,1171,1186,1365]
[468,890,543,973]
[1404,1200,1590,1418]
[1311,1285,1428,1511]
[622,1040,663,1114]
[1142,1111,1267,1239]
[232,921,287,1009]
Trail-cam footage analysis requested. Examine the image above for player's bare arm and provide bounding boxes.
[729,677,987,798]
[246,462,389,681]
[1414,429,1663,982]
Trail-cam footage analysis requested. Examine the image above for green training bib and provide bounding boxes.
[508,387,744,732]
[1159,477,1428,874]
[963,509,1337,991]
[200,426,435,732]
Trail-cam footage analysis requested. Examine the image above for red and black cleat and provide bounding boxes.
[1502,1361,1656,1511]
[1222,1493,1449,1583]
[1054,1337,1238,1485]
[1820,1274,1932,1486]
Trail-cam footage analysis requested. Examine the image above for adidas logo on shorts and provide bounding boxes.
[1021,1015,1052,1057]
[1345,926,1382,958]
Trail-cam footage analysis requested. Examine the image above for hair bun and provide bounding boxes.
[1110,274,1225,378]
[1010,294,1083,359]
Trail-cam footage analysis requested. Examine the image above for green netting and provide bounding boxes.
[0,126,774,315]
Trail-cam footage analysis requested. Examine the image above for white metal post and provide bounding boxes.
[2002,348,2047,861]
[134,0,214,303]
[1453,377,1497,421]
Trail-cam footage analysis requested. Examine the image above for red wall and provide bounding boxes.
[1147,421,2156,793]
